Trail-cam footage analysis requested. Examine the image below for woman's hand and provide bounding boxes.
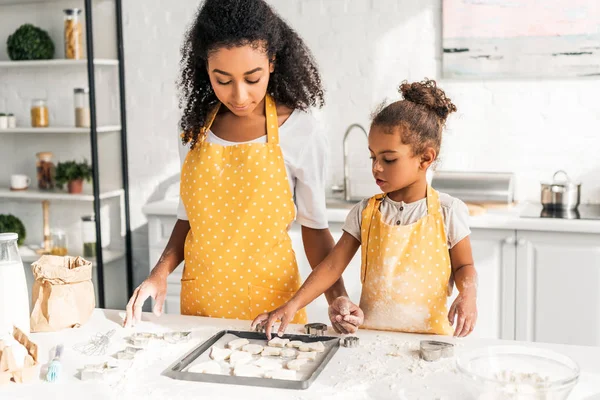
[328,296,364,334]
[448,289,477,337]
[251,301,300,340]
[124,273,168,327]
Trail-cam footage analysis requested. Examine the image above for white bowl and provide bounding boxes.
[457,346,580,400]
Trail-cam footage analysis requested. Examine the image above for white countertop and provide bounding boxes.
[4,309,600,400]
[143,197,600,234]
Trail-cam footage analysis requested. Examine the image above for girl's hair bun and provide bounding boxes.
[399,78,457,121]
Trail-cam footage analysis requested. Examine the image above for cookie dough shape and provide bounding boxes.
[296,351,317,361]
[253,357,283,371]
[188,361,222,374]
[280,348,296,358]
[241,343,264,355]
[210,346,232,361]
[265,369,297,380]
[299,341,325,353]
[233,364,265,378]
[261,346,282,357]
[227,338,250,350]
[268,337,290,348]
[229,350,253,367]
[287,340,303,348]
[286,358,309,371]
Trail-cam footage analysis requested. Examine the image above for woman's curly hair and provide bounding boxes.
[179,0,325,148]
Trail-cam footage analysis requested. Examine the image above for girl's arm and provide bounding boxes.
[301,226,350,303]
[252,232,360,339]
[448,236,478,337]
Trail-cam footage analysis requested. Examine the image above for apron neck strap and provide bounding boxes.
[199,95,279,145]
[426,185,441,216]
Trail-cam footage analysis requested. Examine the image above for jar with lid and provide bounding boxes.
[50,229,68,256]
[31,99,49,127]
[64,9,83,60]
[74,88,90,128]
[36,152,55,190]
[81,215,96,257]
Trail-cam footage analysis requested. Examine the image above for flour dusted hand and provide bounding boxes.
[328,296,364,334]
[251,302,300,340]
[448,289,477,337]
[124,274,167,327]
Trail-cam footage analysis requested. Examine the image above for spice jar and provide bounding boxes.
[36,151,55,190]
[50,229,68,256]
[74,88,90,128]
[0,113,7,129]
[7,113,16,128]
[81,215,96,257]
[31,99,49,127]
[64,9,83,60]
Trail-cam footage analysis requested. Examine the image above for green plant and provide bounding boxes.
[55,160,93,189]
[0,214,26,246]
[7,24,55,61]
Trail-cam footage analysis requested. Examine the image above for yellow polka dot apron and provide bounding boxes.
[179,95,307,323]
[359,186,454,335]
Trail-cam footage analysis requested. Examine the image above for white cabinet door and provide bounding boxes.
[448,228,516,340]
[515,230,600,346]
[289,222,362,325]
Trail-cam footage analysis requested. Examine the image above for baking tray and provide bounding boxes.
[162,330,340,390]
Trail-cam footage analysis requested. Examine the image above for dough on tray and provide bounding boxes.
[287,340,303,348]
[261,346,282,357]
[233,364,265,378]
[299,341,325,353]
[265,369,297,380]
[253,357,283,371]
[296,351,317,361]
[241,343,264,355]
[268,337,290,348]
[210,346,232,361]
[188,361,222,374]
[286,358,309,371]
[229,350,253,367]
[227,338,250,350]
[280,348,296,358]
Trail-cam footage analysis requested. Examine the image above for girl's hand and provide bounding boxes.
[124,273,167,327]
[251,302,300,340]
[328,296,364,334]
[448,289,477,337]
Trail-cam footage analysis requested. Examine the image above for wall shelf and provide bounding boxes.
[0,59,119,68]
[19,245,125,265]
[0,126,121,134]
[0,187,124,202]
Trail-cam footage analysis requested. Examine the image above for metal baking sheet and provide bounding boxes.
[162,330,340,390]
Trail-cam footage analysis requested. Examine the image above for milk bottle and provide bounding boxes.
[0,233,30,335]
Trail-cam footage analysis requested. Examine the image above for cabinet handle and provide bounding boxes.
[517,239,526,246]
[504,237,516,245]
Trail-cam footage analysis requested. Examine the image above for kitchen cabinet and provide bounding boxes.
[515,230,600,346]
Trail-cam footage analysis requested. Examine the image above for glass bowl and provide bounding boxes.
[457,345,580,400]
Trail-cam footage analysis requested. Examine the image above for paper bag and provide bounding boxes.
[30,255,95,332]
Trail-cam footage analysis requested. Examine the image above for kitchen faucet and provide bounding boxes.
[331,123,369,202]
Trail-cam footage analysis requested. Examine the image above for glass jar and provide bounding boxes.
[64,9,83,60]
[0,233,30,335]
[31,99,49,127]
[81,215,96,257]
[50,229,68,256]
[74,88,90,128]
[36,151,55,190]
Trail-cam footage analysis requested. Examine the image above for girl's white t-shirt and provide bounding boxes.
[177,109,330,229]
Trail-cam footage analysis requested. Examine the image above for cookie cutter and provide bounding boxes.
[304,323,327,336]
[115,346,144,360]
[419,340,454,362]
[341,336,360,348]
[129,332,155,346]
[162,331,192,344]
[80,362,119,381]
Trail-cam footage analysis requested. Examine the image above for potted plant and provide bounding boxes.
[7,23,55,61]
[55,160,92,194]
[0,214,26,246]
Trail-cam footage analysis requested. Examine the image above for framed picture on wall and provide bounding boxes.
[442,0,600,79]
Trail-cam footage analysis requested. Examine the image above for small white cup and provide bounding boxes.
[10,174,31,190]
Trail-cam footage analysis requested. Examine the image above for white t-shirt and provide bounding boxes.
[177,109,330,229]
[342,192,471,249]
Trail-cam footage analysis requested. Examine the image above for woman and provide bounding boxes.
[124,0,351,328]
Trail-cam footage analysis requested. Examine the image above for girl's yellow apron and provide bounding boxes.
[359,186,454,335]
[179,95,307,323]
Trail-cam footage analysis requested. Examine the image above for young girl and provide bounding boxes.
[253,79,478,338]
[124,0,350,327]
